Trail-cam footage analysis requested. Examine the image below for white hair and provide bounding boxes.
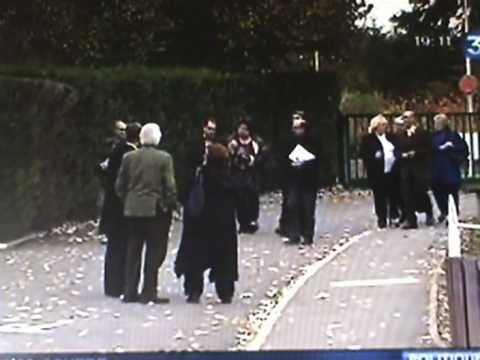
[434,113,449,124]
[368,114,388,134]
[140,123,162,146]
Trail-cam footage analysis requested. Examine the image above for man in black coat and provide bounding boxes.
[280,112,320,246]
[179,118,218,206]
[99,122,141,298]
[396,111,434,229]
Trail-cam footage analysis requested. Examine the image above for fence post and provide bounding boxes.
[448,194,462,258]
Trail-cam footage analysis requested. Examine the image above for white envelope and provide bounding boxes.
[289,144,316,162]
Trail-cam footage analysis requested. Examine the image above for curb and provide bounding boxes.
[427,263,448,348]
[0,232,46,251]
[237,229,372,351]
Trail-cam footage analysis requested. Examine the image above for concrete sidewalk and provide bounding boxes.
[260,195,477,350]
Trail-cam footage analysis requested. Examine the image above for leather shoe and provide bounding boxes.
[139,296,170,304]
[401,223,418,230]
[122,295,139,303]
[426,215,434,226]
[186,296,200,304]
[284,237,301,245]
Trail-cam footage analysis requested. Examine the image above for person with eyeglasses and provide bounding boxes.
[396,111,434,229]
[278,111,320,246]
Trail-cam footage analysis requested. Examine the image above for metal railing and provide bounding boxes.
[342,113,480,187]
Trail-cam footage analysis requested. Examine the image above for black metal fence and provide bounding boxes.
[340,113,480,187]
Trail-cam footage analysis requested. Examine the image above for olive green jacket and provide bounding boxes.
[115,146,177,217]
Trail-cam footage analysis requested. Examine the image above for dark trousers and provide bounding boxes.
[401,168,432,226]
[236,187,259,228]
[371,172,400,225]
[287,186,316,244]
[104,220,129,297]
[278,187,289,231]
[432,183,460,216]
[124,212,172,300]
[183,272,235,301]
[391,171,405,221]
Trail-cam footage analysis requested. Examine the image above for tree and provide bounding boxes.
[0,0,372,72]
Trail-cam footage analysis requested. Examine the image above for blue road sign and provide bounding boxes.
[465,31,480,59]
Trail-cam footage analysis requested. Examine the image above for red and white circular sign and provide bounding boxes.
[459,75,478,95]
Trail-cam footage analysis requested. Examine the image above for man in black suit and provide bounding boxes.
[180,118,217,206]
[396,111,434,229]
[99,122,141,298]
[280,111,320,246]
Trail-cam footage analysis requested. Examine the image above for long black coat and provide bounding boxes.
[175,166,239,283]
[360,133,398,187]
[396,127,433,190]
[179,140,207,205]
[279,134,320,191]
[98,141,136,234]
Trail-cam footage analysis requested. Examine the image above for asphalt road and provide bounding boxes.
[260,194,476,350]
[0,191,374,353]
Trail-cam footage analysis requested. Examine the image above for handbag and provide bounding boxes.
[187,168,205,218]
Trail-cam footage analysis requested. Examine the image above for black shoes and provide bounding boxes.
[437,214,447,224]
[122,294,169,304]
[122,295,138,303]
[275,227,288,237]
[139,296,170,304]
[186,292,201,304]
[239,222,260,234]
[284,236,301,245]
[303,238,313,246]
[401,222,418,230]
[426,214,435,226]
[377,219,387,229]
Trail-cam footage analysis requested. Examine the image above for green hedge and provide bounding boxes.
[0,66,340,241]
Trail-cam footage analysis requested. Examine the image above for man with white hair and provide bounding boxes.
[116,123,178,304]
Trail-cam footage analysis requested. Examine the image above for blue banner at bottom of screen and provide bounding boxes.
[403,351,480,360]
[1,350,480,360]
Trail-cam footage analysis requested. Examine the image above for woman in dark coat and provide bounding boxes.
[99,122,141,298]
[228,118,266,234]
[431,113,469,223]
[175,143,239,304]
[360,114,400,229]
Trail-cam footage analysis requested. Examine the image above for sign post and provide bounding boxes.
[463,0,475,112]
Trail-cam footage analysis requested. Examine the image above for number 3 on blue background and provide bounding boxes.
[465,32,480,59]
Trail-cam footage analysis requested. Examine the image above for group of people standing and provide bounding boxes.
[360,111,469,230]
[96,111,321,304]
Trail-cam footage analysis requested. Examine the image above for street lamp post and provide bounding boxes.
[464,0,474,112]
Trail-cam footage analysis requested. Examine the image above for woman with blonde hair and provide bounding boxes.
[360,114,400,229]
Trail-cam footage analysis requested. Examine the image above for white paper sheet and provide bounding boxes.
[288,145,315,163]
